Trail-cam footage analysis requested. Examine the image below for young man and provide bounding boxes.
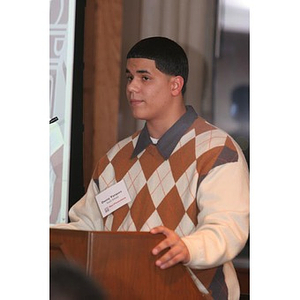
[55,37,249,299]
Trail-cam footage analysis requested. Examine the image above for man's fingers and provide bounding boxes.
[155,247,184,269]
[150,225,190,269]
[150,225,170,236]
[151,226,178,255]
[152,238,171,255]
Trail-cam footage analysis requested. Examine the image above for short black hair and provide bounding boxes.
[127,36,189,94]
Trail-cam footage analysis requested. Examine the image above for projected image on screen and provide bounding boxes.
[49,0,76,224]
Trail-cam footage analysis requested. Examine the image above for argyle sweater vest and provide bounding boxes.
[92,117,238,299]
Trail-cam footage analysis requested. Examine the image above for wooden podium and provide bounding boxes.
[50,229,211,300]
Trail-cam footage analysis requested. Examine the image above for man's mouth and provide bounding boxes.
[130,99,144,106]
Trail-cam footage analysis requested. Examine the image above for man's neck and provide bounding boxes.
[146,104,186,139]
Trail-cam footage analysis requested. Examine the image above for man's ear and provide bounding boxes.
[171,76,184,96]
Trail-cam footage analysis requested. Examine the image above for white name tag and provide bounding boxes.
[95,180,132,218]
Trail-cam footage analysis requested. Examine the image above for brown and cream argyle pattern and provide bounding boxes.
[93,117,238,234]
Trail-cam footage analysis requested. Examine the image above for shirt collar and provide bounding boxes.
[131,105,198,160]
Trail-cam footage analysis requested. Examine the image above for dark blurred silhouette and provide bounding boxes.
[50,260,106,300]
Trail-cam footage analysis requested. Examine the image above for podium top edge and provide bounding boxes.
[50,228,163,239]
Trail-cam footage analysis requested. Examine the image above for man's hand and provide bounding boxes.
[150,226,190,269]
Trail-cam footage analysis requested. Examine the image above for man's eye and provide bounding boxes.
[126,76,133,82]
[142,76,150,81]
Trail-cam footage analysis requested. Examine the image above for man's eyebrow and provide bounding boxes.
[125,68,151,74]
[137,69,151,74]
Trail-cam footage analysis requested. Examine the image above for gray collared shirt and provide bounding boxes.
[131,105,198,160]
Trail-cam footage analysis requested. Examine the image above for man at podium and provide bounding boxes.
[53,37,249,300]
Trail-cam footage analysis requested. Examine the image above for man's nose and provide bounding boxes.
[127,78,140,93]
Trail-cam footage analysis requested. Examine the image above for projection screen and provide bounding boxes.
[49,0,76,224]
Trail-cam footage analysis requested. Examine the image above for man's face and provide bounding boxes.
[126,58,174,122]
